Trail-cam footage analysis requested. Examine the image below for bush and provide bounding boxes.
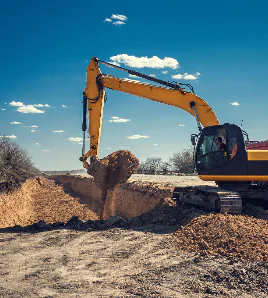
[0,137,40,193]
[136,158,164,174]
[169,147,195,174]
[136,161,146,174]
[143,157,162,174]
[136,149,195,175]
[159,161,171,175]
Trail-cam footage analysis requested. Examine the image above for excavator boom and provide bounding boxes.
[81,57,219,168]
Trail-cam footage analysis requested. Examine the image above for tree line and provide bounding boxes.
[0,136,195,194]
[136,148,195,175]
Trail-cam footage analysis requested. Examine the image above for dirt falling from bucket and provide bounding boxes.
[87,150,139,219]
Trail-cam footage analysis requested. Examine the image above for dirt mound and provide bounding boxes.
[0,177,98,228]
[173,213,268,261]
[52,175,171,220]
[104,181,174,219]
[87,150,139,190]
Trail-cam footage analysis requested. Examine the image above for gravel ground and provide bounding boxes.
[129,174,216,187]
[0,227,267,298]
[0,174,267,297]
[76,173,216,187]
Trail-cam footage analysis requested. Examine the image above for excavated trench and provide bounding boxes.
[52,174,174,219]
[0,150,172,227]
[0,175,173,228]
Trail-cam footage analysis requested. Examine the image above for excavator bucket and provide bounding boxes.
[87,150,139,219]
[87,150,139,191]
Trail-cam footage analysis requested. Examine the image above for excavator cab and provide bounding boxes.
[174,123,268,213]
[195,124,248,178]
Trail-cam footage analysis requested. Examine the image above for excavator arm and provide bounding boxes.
[81,57,219,169]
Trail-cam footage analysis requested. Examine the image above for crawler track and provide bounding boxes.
[173,186,242,213]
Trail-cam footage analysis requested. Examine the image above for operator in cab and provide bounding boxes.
[217,137,226,151]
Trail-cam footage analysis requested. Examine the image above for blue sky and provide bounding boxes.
[1,0,268,170]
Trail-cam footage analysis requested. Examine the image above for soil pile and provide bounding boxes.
[173,213,268,261]
[0,177,98,228]
[104,181,174,219]
[87,150,139,190]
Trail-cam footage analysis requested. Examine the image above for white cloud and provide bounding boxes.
[109,116,130,123]
[33,104,51,108]
[78,142,83,145]
[172,72,201,80]
[34,143,41,146]
[68,137,83,142]
[129,74,139,78]
[149,74,156,77]
[111,14,127,21]
[123,78,141,83]
[61,104,67,108]
[178,124,185,127]
[172,74,183,79]
[17,105,45,113]
[0,135,17,139]
[31,130,36,132]
[53,130,64,133]
[9,101,49,113]
[110,54,179,69]
[10,121,21,125]
[42,149,50,152]
[1,108,6,111]
[106,147,111,150]
[127,135,150,139]
[31,125,38,128]
[230,102,240,106]
[113,21,126,26]
[152,144,158,146]
[9,101,23,107]
[118,146,129,149]
[104,18,112,22]
[162,71,168,74]
[183,74,199,80]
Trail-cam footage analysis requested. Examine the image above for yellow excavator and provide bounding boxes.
[80,57,268,213]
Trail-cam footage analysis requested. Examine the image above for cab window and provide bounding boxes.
[196,128,228,171]
[199,128,227,156]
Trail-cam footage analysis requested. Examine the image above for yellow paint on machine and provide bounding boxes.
[247,150,268,161]
[101,76,220,128]
[199,175,268,181]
